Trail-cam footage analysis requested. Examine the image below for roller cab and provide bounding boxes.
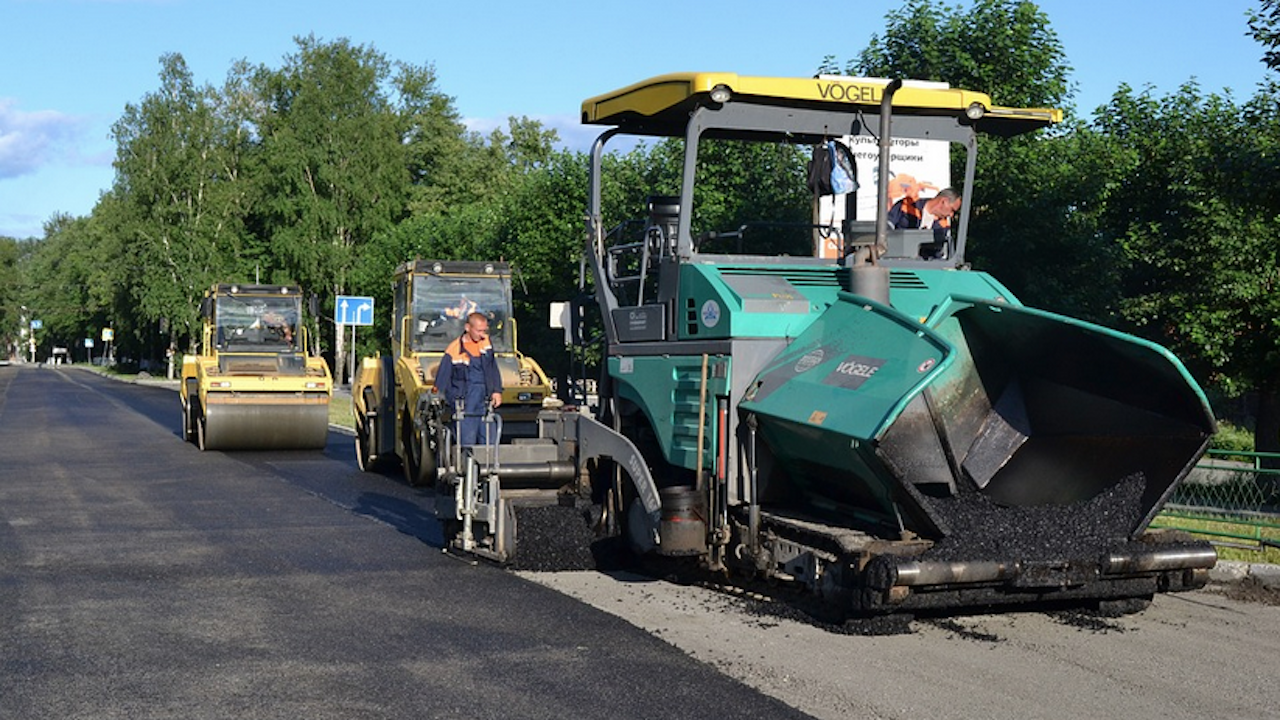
[351,260,556,487]
[180,284,331,451]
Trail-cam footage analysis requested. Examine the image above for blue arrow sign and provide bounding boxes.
[335,295,375,326]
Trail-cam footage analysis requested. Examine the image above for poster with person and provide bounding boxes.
[813,135,950,259]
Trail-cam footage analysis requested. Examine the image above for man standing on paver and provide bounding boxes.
[435,311,503,445]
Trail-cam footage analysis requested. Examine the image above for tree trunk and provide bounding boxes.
[333,325,344,385]
[167,328,179,380]
[1257,379,1280,473]
[333,283,346,386]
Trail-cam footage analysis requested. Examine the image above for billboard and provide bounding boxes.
[813,135,951,259]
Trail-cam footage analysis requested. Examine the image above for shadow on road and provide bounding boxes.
[352,490,447,548]
[75,367,454,553]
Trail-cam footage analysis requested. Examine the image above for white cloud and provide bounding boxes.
[463,113,642,154]
[545,115,604,154]
[462,116,505,137]
[0,210,46,241]
[0,99,86,179]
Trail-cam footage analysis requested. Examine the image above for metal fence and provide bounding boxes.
[1154,450,1280,558]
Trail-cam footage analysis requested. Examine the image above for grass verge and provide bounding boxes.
[329,391,355,430]
[1152,512,1280,564]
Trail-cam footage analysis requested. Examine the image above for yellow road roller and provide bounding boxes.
[351,260,555,485]
[180,283,332,450]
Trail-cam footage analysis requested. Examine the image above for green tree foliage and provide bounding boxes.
[964,123,1126,320]
[853,0,1071,109]
[19,214,119,361]
[343,115,567,361]
[109,53,255,353]
[582,138,811,254]
[395,62,474,215]
[349,204,504,358]
[499,115,561,173]
[0,236,23,358]
[1097,82,1280,455]
[248,36,468,379]
[688,141,811,256]
[489,149,590,372]
[1249,0,1280,71]
[250,36,409,297]
[1245,0,1280,219]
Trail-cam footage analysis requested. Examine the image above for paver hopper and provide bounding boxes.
[739,292,1216,610]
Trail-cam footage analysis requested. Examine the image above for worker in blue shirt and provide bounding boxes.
[435,311,503,445]
[888,188,961,243]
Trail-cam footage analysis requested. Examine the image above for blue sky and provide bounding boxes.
[1,0,1271,240]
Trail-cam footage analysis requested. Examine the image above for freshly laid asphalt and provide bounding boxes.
[0,365,812,720]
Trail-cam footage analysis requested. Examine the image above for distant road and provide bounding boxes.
[0,365,808,720]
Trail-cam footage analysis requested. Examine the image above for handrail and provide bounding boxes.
[1201,449,1280,476]
[1204,449,1280,458]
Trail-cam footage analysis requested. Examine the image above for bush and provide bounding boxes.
[1210,420,1255,455]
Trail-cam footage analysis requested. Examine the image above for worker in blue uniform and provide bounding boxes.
[435,311,503,445]
[887,187,961,242]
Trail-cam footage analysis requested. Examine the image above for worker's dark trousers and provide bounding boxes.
[459,365,490,446]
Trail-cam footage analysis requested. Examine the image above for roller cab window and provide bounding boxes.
[214,295,301,352]
[410,275,512,353]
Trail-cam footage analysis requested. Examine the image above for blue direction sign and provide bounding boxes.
[335,295,374,326]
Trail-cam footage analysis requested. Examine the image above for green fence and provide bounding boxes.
[1153,450,1280,563]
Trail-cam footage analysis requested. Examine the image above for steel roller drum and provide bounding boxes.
[201,393,330,450]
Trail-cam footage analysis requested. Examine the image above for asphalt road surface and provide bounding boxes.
[3,365,1279,720]
[525,571,1280,720]
[0,365,808,720]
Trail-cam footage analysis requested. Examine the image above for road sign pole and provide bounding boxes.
[334,295,374,384]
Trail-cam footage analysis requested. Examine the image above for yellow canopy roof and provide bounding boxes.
[581,72,1062,137]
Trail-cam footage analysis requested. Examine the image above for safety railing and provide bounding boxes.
[1154,450,1280,562]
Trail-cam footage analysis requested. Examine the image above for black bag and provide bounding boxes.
[807,140,858,196]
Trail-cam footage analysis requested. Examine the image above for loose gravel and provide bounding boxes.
[736,595,915,636]
[921,472,1148,562]
[1048,610,1128,633]
[510,504,600,571]
[1216,576,1280,606]
[924,618,1004,642]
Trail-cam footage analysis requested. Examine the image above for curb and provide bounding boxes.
[1209,560,1280,589]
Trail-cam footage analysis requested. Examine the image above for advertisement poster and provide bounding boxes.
[814,135,950,259]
